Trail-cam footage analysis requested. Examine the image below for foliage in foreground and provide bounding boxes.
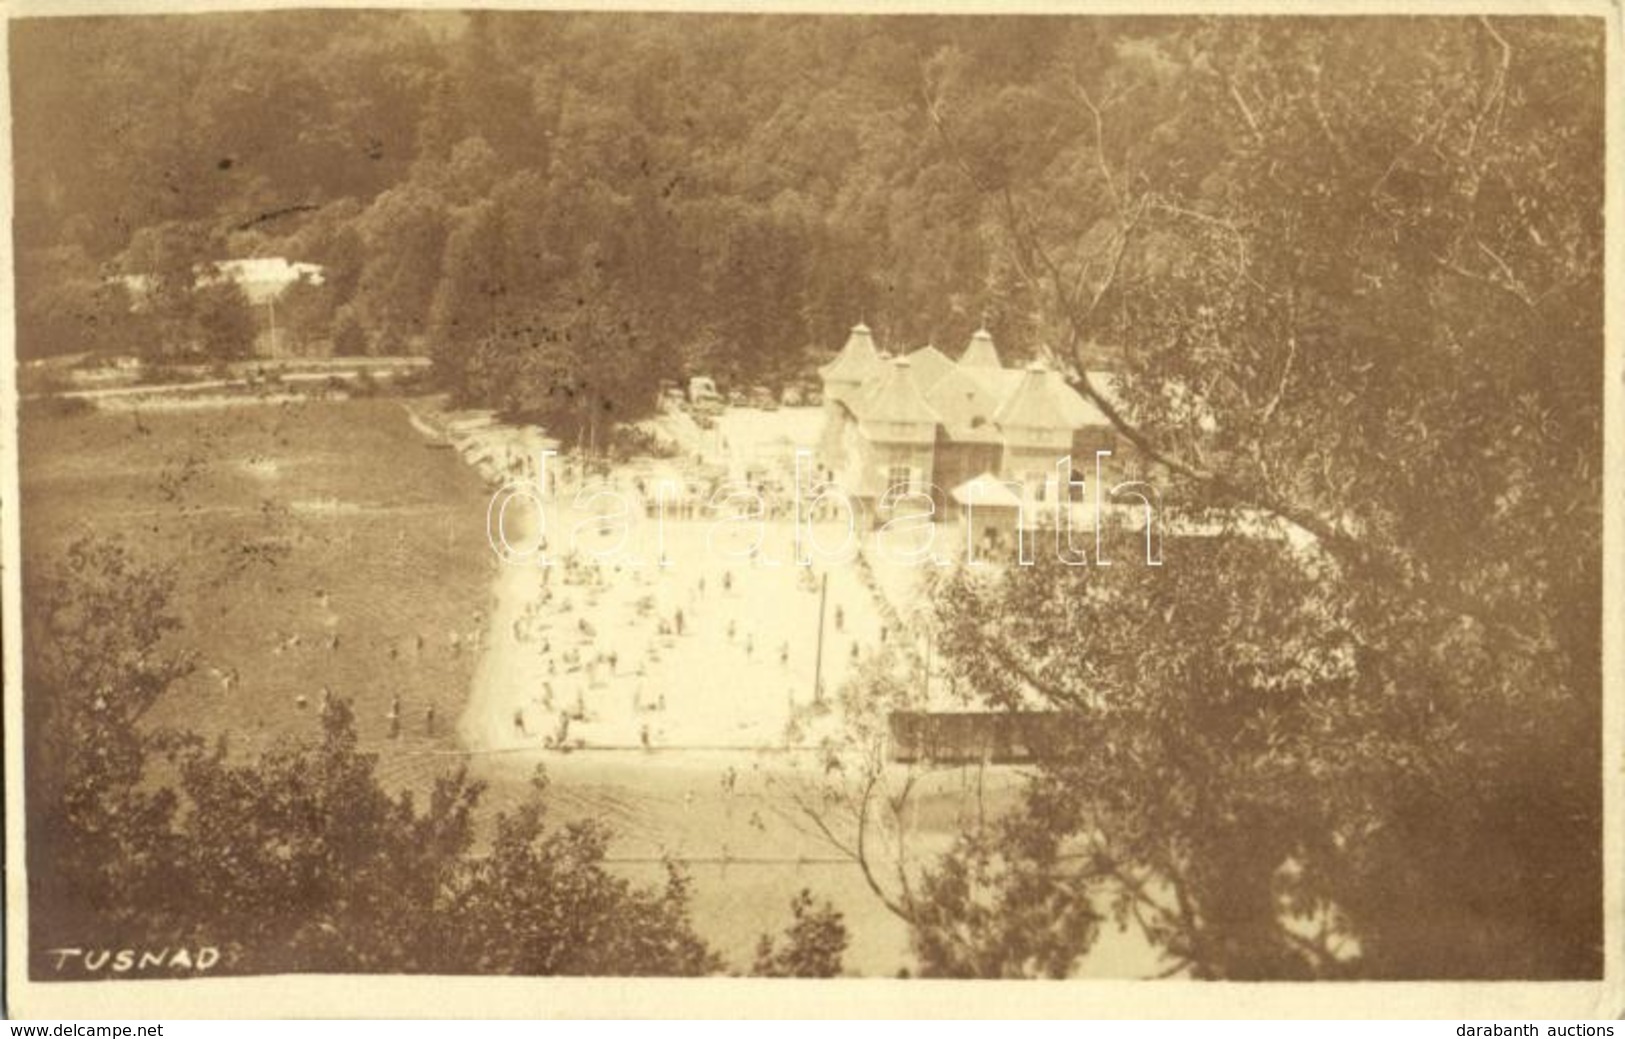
[752,889,850,978]
[23,538,755,977]
[898,19,1603,980]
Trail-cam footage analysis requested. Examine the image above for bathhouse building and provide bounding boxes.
[817,323,1123,528]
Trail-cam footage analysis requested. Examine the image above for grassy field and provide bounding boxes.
[19,395,497,789]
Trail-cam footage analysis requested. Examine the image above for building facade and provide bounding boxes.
[817,323,1123,531]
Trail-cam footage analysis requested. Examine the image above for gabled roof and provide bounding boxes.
[1051,374,1112,428]
[853,357,941,440]
[823,318,1121,447]
[959,328,1003,369]
[924,364,1005,444]
[905,344,956,389]
[950,472,1024,509]
[819,323,885,387]
[994,363,1088,432]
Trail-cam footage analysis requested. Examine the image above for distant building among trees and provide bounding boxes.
[115,257,328,358]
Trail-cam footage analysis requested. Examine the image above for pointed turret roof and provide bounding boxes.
[959,328,1003,369]
[819,323,885,387]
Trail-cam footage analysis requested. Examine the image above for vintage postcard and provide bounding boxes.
[2,0,1620,1020]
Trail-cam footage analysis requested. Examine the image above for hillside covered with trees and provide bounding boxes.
[14,11,1091,438]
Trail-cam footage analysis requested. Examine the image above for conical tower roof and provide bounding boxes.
[819,323,885,388]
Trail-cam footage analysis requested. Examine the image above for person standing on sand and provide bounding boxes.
[513,708,527,737]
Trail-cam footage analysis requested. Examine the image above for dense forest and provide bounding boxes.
[12,11,1093,436]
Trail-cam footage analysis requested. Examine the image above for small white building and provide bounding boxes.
[196,258,325,304]
[117,257,325,306]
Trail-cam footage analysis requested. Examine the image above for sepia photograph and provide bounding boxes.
[1,0,1618,1019]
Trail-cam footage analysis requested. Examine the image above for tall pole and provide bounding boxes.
[812,570,828,704]
[922,625,931,701]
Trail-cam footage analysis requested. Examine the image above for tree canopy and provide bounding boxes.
[899,17,1602,980]
[12,12,1118,389]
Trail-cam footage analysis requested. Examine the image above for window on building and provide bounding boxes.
[884,464,913,495]
[1022,470,1045,502]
